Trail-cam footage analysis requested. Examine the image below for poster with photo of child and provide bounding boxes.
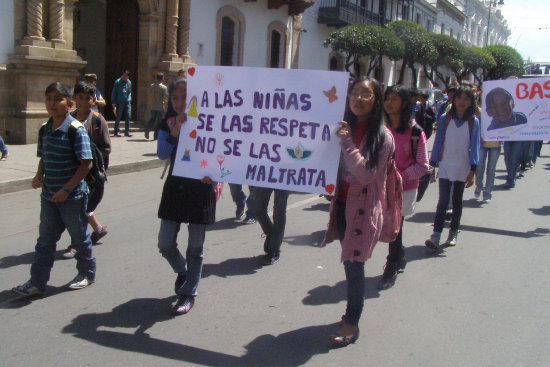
[481,77,550,141]
[172,66,349,195]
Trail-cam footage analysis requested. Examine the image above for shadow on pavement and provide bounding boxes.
[462,198,484,208]
[302,277,381,306]
[202,256,263,278]
[529,206,550,216]
[62,296,334,366]
[0,286,67,309]
[285,230,326,247]
[209,217,244,231]
[302,202,330,212]
[0,249,66,269]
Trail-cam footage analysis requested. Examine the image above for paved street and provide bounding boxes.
[1,146,549,367]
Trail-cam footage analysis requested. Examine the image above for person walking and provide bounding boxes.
[0,135,7,160]
[111,70,132,137]
[145,72,168,140]
[321,77,395,347]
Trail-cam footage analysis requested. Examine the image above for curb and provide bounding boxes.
[0,158,165,195]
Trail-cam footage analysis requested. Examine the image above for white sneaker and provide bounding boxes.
[62,247,77,259]
[12,281,45,296]
[66,275,94,290]
[474,188,481,199]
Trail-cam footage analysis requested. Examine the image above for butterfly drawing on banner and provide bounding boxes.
[323,86,338,103]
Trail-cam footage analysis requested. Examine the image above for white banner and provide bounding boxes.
[481,77,550,141]
[172,66,349,195]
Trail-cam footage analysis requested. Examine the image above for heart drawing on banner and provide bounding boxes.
[189,130,197,139]
[187,67,195,76]
[325,184,335,194]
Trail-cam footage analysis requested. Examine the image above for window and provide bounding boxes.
[216,6,245,66]
[267,21,287,68]
[328,51,344,71]
[416,13,421,24]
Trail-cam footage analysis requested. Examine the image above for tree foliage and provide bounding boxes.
[324,24,404,78]
[423,33,464,88]
[484,45,523,80]
[460,46,497,85]
[387,20,437,85]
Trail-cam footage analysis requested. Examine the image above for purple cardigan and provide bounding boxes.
[322,128,395,263]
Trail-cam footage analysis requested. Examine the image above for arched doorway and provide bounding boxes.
[105,0,139,120]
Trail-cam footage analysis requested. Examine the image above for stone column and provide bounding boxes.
[178,0,193,63]
[24,0,45,42]
[49,0,65,45]
[290,15,302,69]
[163,0,179,58]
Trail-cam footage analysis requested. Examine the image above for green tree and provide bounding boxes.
[387,20,437,86]
[484,45,523,80]
[458,46,496,86]
[423,33,464,88]
[324,24,404,78]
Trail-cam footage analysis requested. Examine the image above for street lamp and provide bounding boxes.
[486,0,504,46]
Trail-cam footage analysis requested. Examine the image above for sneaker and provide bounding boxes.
[242,216,256,224]
[503,183,515,189]
[174,273,186,294]
[482,197,491,203]
[445,209,453,221]
[124,133,133,137]
[91,227,108,244]
[235,202,245,220]
[443,230,458,247]
[425,233,441,250]
[66,274,94,290]
[172,295,195,315]
[261,254,280,266]
[12,281,44,296]
[474,187,481,199]
[0,152,7,161]
[62,247,77,259]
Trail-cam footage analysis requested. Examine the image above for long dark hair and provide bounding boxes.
[449,85,477,121]
[161,78,187,123]
[383,85,412,134]
[344,77,386,170]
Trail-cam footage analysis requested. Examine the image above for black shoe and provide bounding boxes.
[90,227,108,244]
[235,202,245,220]
[329,327,360,348]
[124,133,133,137]
[114,133,121,137]
[145,131,149,139]
[174,273,186,294]
[261,254,279,266]
[377,260,400,290]
[172,295,195,315]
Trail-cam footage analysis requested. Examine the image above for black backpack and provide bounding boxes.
[39,119,106,191]
[410,124,431,202]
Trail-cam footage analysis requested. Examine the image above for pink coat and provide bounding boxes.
[322,128,395,263]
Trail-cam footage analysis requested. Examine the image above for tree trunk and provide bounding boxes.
[397,59,406,84]
[423,65,438,87]
[409,62,418,87]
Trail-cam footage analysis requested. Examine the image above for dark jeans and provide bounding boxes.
[503,141,524,185]
[114,102,131,135]
[252,187,289,257]
[387,217,405,262]
[532,141,543,163]
[229,184,255,218]
[146,110,163,139]
[434,179,465,233]
[335,200,365,326]
[31,196,95,291]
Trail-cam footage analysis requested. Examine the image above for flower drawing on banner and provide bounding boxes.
[215,73,224,87]
[216,154,231,178]
[323,86,338,103]
[287,143,313,160]
[200,159,208,168]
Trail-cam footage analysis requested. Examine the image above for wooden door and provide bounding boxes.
[105,0,139,120]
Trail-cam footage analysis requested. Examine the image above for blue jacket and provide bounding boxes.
[430,112,480,171]
[111,78,132,104]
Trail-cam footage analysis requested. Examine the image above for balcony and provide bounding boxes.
[318,0,384,27]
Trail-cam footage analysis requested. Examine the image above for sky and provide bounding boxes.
[500,0,550,62]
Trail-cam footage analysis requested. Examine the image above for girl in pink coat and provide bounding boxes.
[322,77,395,347]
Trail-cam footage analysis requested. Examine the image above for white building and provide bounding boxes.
[463,0,510,47]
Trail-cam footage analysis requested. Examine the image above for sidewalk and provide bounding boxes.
[0,133,164,195]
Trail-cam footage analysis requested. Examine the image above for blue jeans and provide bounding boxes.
[115,102,131,135]
[475,145,501,200]
[146,110,163,139]
[532,141,543,163]
[0,135,7,154]
[229,184,255,218]
[158,219,205,297]
[503,141,525,186]
[434,178,465,233]
[31,196,95,291]
[251,187,289,257]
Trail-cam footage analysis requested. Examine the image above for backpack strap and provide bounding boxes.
[410,124,423,163]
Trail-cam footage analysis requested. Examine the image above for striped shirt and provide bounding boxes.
[38,114,93,200]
